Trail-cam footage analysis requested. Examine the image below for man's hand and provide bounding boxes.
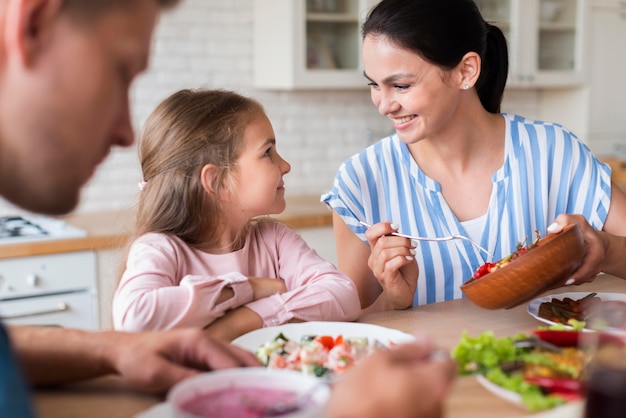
[107,328,260,393]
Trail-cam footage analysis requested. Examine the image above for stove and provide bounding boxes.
[0,215,87,244]
[0,215,98,330]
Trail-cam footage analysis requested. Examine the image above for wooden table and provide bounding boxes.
[34,274,626,418]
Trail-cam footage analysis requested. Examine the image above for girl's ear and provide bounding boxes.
[457,51,481,90]
[200,164,220,197]
[4,0,63,67]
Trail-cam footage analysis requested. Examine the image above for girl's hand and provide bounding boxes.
[204,307,263,342]
[364,222,418,309]
[248,277,287,300]
[547,214,606,285]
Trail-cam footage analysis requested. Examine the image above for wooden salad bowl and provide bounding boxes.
[461,224,584,310]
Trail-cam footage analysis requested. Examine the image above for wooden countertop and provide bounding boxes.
[0,195,331,259]
[35,274,626,418]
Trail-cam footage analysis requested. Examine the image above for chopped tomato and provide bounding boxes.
[334,335,344,346]
[315,335,335,351]
[473,262,497,279]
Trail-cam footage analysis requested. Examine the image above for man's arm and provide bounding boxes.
[8,325,259,392]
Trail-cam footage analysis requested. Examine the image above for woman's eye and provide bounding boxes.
[367,81,379,88]
[394,84,410,90]
[264,147,273,157]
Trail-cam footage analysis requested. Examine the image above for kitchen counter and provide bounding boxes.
[0,195,331,259]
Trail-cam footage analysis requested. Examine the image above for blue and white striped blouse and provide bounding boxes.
[321,113,612,306]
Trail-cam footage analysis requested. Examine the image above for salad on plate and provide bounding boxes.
[255,332,388,379]
[451,323,625,412]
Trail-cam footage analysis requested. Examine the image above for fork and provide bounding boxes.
[358,221,490,257]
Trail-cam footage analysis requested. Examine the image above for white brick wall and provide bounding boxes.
[0,0,542,214]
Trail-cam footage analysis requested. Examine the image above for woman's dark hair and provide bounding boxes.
[362,0,508,113]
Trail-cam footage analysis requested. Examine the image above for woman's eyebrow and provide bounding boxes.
[363,71,415,85]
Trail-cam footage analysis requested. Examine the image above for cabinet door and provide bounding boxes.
[529,0,586,86]
[588,1,626,143]
[475,0,585,88]
[253,0,376,90]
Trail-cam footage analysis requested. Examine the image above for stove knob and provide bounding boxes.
[26,273,39,288]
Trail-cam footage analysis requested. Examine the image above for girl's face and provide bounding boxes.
[362,35,462,144]
[230,112,291,220]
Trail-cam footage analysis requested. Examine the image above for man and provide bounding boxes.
[0,1,455,417]
[0,1,260,417]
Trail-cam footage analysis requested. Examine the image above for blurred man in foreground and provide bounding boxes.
[0,1,454,417]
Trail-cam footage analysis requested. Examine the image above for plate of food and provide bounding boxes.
[528,292,626,336]
[451,327,624,413]
[232,322,415,379]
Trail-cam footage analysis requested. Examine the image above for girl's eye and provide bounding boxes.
[264,147,273,157]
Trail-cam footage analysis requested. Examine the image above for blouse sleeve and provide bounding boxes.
[321,156,369,241]
[112,234,254,331]
[244,222,361,326]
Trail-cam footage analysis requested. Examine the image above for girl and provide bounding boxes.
[322,0,626,312]
[113,89,360,340]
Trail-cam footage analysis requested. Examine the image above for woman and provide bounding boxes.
[322,0,626,312]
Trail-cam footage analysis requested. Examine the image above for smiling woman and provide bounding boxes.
[321,0,625,315]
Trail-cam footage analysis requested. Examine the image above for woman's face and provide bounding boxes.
[362,35,463,145]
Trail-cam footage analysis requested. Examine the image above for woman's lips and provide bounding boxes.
[392,115,416,128]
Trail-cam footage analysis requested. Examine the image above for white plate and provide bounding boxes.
[528,292,626,335]
[134,403,171,418]
[475,375,584,417]
[232,321,416,352]
[475,374,523,407]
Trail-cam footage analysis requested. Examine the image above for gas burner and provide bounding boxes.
[0,216,49,239]
[0,214,87,243]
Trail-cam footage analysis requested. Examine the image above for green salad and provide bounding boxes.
[450,321,586,412]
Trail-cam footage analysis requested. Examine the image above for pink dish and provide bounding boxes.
[181,386,303,418]
[168,368,330,418]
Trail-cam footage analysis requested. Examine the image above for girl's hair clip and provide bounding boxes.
[138,181,148,191]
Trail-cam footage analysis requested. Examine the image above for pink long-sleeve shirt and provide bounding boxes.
[112,220,361,331]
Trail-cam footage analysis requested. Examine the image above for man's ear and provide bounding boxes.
[4,0,63,67]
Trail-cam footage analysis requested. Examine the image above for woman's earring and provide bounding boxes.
[463,84,470,90]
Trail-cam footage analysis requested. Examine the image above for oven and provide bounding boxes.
[0,215,99,330]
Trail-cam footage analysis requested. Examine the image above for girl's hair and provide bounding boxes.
[362,0,508,113]
[133,88,265,249]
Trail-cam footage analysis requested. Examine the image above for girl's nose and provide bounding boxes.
[280,155,291,174]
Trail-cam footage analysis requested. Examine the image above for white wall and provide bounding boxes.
[0,0,544,215]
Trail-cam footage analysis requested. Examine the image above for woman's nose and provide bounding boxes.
[375,91,399,116]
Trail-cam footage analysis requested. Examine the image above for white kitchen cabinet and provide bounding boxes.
[475,0,586,88]
[253,0,377,90]
[586,0,626,150]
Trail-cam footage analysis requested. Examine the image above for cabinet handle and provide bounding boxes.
[0,303,69,320]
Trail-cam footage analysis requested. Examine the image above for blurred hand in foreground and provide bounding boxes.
[325,335,455,418]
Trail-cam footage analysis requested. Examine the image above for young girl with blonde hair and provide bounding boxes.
[113,89,360,341]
